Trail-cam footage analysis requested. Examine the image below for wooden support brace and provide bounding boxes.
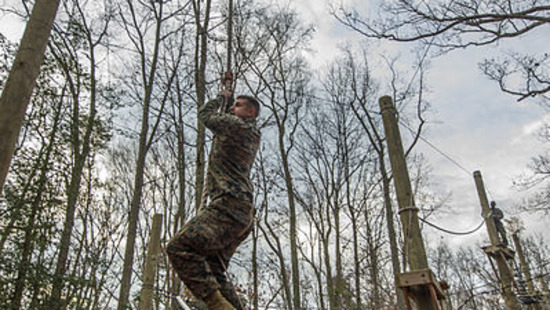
[397,269,446,310]
[482,244,515,260]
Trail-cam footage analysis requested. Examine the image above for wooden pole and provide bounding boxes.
[512,232,543,310]
[139,213,163,310]
[474,171,500,246]
[473,171,520,310]
[537,277,550,309]
[379,96,437,310]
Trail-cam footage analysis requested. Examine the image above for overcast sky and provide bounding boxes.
[1,0,549,249]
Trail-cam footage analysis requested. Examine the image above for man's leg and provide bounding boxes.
[499,229,509,246]
[166,214,222,300]
[166,195,254,302]
[208,222,253,310]
[207,197,255,309]
[494,221,508,246]
[208,256,243,310]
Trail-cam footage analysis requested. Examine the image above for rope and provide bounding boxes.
[226,0,233,73]
[202,0,236,210]
[419,217,485,236]
[398,206,419,214]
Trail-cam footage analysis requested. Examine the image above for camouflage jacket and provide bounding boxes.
[199,96,261,202]
[491,207,504,220]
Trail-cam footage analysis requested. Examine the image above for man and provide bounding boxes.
[490,201,508,246]
[167,89,260,310]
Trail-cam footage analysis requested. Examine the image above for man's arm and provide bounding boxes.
[198,91,245,134]
[198,95,223,125]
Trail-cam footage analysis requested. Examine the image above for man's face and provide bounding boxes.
[230,98,256,120]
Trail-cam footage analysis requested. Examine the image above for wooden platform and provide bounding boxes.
[482,244,515,260]
[517,293,541,305]
[397,269,447,310]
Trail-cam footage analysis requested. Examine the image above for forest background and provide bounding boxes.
[1,0,549,309]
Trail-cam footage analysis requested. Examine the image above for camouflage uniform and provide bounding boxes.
[491,207,508,246]
[167,95,260,309]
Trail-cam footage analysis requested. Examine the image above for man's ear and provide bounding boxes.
[247,106,257,118]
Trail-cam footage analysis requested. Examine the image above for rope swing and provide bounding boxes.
[201,0,235,209]
[219,0,234,113]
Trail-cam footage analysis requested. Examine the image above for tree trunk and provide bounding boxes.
[365,211,381,309]
[192,0,212,211]
[333,192,342,310]
[252,225,259,310]
[171,82,188,310]
[322,231,336,310]
[349,209,361,308]
[117,3,164,308]
[0,0,61,194]
[280,137,301,310]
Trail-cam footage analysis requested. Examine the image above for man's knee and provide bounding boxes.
[166,239,176,256]
[166,237,191,263]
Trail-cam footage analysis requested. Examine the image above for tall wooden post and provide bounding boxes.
[379,96,439,310]
[473,171,520,310]
[512,232,543,310]
[139,214,163,310]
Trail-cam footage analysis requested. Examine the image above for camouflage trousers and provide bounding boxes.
[494,219,508,246]
[167,194,254,309]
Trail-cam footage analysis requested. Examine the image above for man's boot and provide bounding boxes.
[204,290,236,310]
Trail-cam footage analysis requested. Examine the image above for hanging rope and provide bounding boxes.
[419,217,485,236]
[219,0,234,112]
[226,0,233,74]
[201,0,236,210]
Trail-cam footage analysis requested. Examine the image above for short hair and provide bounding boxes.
[237,95,260,118]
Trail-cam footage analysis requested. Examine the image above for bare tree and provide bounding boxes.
[239,5,314,309]
[254,147,294,308]
[523,234,550,306]
[46,1,113,307]
[332,0,550,102]
[9,65,65,310]
[160,27,196,309]
[114,0,184,308]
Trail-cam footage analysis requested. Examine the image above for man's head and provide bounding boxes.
[230,95,259,120]
[490,201,496,208]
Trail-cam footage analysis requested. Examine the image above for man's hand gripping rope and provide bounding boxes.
[219,71,234,113]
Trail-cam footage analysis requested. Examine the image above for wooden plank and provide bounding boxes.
[397,269,446,300]
[482,245,515,260]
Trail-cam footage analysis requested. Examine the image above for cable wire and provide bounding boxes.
[398,119,472,176]
[420,217,485,235]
